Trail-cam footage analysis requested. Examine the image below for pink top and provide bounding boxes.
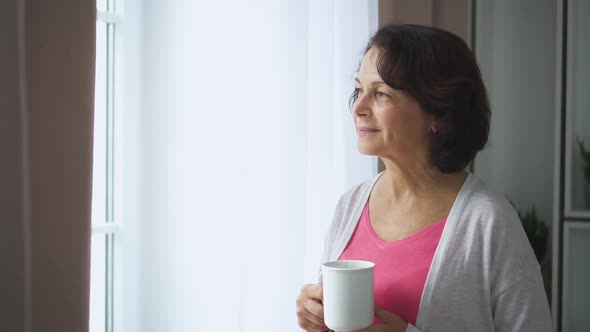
[339,201,447,326]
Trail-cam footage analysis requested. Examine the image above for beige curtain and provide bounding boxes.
[1,0,95,331]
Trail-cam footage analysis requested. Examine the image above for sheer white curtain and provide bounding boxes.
[135,0,378,331]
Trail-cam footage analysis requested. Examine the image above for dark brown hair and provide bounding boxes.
[351,24,490,173]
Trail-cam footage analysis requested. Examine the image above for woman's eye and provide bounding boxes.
[375,92,391,99]
[351,87,363,101]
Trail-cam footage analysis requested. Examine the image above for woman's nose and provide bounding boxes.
[353,94,371,117]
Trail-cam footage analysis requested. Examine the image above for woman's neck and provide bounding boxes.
[378,159,467,204]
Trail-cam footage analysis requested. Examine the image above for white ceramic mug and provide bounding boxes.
[322,260,375,332]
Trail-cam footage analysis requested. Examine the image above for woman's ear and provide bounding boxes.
[430,121,438,134]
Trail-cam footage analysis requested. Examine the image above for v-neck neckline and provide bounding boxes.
[362,199,448,247]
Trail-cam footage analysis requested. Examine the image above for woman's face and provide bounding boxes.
[352,48,435,165]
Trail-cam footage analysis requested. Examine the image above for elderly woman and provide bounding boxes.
[296,24,552,332]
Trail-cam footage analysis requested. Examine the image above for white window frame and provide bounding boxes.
[91,1,123,331]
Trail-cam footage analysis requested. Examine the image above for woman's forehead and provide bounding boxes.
[361,48,380,69]
[357,49,382,82]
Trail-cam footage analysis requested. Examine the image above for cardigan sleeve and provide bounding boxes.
[318,193,349,281]
[329,323,424,332]
[486,197,553,331]
[406,323,424,332]
[491,271,553,332]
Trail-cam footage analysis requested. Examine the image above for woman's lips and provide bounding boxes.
[358,127,380,135]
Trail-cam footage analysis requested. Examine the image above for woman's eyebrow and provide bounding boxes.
[354,77,387,86]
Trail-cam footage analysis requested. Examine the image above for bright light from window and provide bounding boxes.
[90,1,119,331]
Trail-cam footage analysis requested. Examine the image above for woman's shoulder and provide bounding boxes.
[453,174,531,251]
[336,172,383,206]
[460,173,518,221]
[329,172,383,225]
[462,175,542,292]
[454,173,538,271]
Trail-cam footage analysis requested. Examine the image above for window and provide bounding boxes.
[90,0,121,331]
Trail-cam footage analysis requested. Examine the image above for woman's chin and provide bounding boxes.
[357,143,380,156]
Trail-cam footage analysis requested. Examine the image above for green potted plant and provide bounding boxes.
[507,199,551,301]
[576,137,590,209]
[516,205,551,302]
[517,207,549,263]
[507,199,549,262]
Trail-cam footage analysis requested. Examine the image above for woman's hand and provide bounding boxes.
[296,283,329,332]
[356,305,408,332]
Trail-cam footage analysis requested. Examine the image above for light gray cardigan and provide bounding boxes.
[320,172,553,332]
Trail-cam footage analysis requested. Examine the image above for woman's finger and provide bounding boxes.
[304,283,324,301]
[297,314,327,332]
[302,300,326,326]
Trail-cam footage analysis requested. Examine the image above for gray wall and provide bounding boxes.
[474,0,557,225]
